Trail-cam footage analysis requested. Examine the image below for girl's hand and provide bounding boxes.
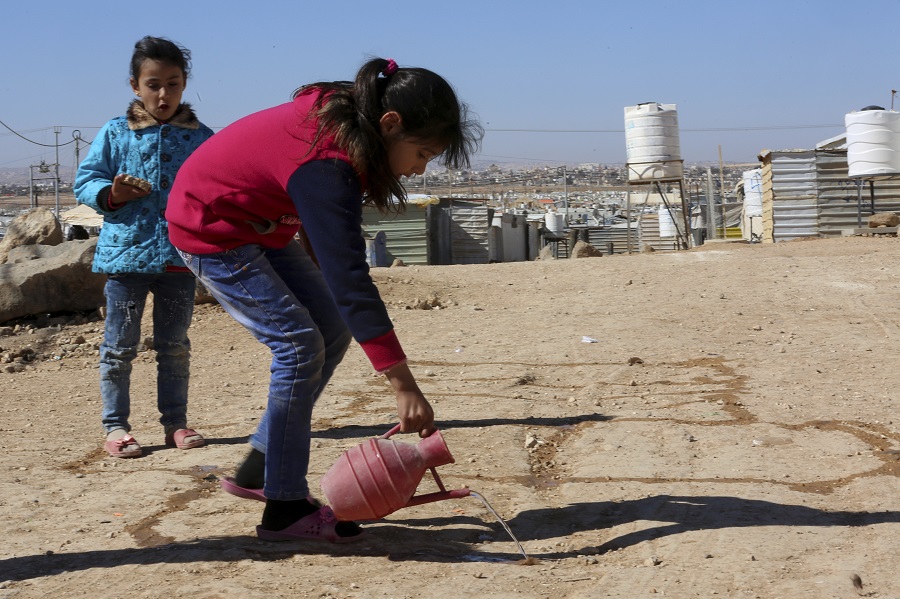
[109,174,151,206]
[384,362,436,437]
[395,389,436,438]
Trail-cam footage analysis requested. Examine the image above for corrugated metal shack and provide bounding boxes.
[362,196,651,264]
[361,197,492,266]
[758,136,900,242]
[759,149,818,241]
[565,225,640,257]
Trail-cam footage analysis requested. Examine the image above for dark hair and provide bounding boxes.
[130,36,192,80]
[303,57,482,211]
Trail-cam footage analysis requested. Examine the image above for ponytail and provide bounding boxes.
[303,57,482,212]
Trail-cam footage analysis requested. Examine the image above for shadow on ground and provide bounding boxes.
[4,494,897,581]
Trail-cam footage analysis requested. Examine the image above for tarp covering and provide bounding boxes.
[59,204,103,228]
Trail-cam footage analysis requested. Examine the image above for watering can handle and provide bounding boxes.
[382,423,442,439]
[382,424,402,439]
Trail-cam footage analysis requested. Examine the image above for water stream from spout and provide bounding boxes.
[468,491,529,561]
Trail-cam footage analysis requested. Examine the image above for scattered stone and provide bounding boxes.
[525,434,543,449]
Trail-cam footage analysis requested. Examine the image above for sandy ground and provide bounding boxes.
[0,235,898,599]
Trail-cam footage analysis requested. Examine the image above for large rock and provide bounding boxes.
[570,240,603,258]
[0,207,63,264]
[868,212,899,228]
[537,245,556,260]
[0,239,106,324]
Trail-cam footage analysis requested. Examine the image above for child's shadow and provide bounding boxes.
[386,493,900,560]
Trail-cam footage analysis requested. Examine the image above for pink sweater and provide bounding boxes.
[166,89,405,372]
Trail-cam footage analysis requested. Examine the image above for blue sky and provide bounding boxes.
[1,0,898,171]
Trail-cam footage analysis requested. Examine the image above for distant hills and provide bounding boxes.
[0,166,78,187]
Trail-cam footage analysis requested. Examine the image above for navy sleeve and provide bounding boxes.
[286,159,394,343]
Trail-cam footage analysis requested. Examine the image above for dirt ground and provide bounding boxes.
[0,235,898,599]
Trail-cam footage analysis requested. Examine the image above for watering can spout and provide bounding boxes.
[320,424,467,521]
[407,426,455,469]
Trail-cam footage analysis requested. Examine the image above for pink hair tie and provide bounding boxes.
[382,59,398,77]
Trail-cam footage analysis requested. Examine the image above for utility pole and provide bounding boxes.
[706,167,715,241]
[29,166,35,208]
[73,130,82,168]
[563,165,568,223]
[54,126,61,217]
[718,145,726,239]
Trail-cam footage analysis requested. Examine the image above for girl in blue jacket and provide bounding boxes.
[75,36,214,458]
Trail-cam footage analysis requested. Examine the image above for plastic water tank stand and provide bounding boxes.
[624,170,691,252]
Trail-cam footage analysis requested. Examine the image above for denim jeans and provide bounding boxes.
[100,272,196,434]
[177,241,352,500]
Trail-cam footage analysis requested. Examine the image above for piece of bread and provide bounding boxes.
[120,174,152,192]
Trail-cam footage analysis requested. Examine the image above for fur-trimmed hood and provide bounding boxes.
[126,100,202,131]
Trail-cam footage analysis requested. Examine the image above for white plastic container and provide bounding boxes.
[658,205,676,237]
[544,212,565,236]
[845,109,900,177]
[625,103,683,181]
[500,213,527,262]
[742,168,763,217]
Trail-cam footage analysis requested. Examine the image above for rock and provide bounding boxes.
[570,240,603,258]
[390,258,406,267]
[0,239,106,324]
[195,281,217,305]
[537,245,556,260]
[0,207,63,264]
[868,212,899,228]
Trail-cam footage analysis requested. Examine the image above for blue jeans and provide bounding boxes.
[100,272,196,434]
[177,241,352,500]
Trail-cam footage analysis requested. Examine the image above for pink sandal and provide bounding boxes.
[221,477,266,502]
[220,477,323,508]
[165,428,205,450]
[105,434,142,458]
[255,506,365,544]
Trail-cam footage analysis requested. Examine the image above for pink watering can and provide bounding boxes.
[320,424,470,521]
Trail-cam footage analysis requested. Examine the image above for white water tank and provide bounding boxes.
[658,205,676,237]
[624,102,683,182]
[845,108,900,177]
[742,169,763,217]
[544,212,565,236]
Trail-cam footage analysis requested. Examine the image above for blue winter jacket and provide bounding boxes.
[75,101,214,274]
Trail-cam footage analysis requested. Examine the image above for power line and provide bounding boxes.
[485,124,843,133]
[0,118,78,147]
